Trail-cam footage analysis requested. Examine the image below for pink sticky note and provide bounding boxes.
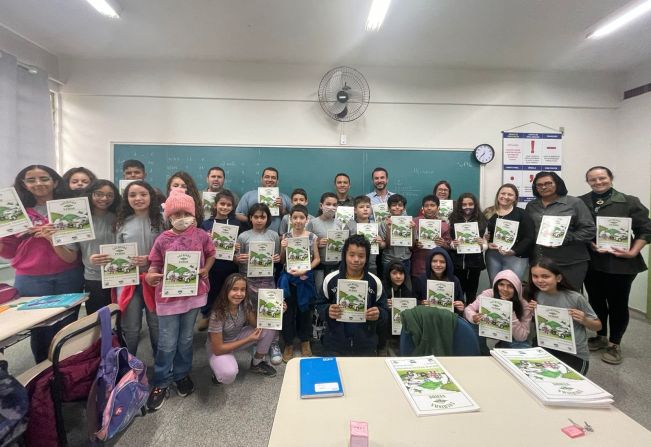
[561,425,585,438]
[350,420,369,447]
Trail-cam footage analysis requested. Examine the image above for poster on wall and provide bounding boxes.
[502,132,562,206]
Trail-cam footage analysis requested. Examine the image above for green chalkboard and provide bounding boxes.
[113,144,480,216]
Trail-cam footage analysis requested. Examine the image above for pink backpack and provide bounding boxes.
[0,284,19,305]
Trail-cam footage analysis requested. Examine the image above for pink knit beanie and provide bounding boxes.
[164,189,195,219]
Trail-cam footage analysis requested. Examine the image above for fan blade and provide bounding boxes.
[326,71,343,97]
[327,101,346,114]
[336,106,348,119]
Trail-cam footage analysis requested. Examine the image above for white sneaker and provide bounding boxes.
[269,341,282,365]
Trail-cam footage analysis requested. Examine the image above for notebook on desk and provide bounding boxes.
[299,357,344,399]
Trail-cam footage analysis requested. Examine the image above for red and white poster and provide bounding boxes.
[502,132,562,205]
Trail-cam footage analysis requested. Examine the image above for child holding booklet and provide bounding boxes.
[527,258,601,374]
[381,261,414,355]
[279,204,320,362]
[411,195,451,287]
[197,190,242,330]
[379,194,415,288]
[449,193,487,304]
[144,190,216,411]
[307,192,339,293]
[316,234,388,356]
[413,248,465,312]
[235,203,282,365]
[2,165,83,362]
[346,195,385,275]
[110,181,164,356]
[66,180,121,315]
[464,269,532,354]
[208,273,280,384]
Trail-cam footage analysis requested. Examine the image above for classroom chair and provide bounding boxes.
[17,304,122,447]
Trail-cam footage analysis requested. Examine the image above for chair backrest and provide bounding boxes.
[47,304,119,362]
[452,317,480,356]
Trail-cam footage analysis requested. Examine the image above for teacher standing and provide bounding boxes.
[579,166,651,365]
[525,172,595,291]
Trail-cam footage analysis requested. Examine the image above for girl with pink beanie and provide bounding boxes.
[144,189,216,411]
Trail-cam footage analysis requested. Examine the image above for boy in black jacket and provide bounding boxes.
[316,235,388,356]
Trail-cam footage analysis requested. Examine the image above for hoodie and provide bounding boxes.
[413,247,464,303]
[315,252,388,355]
[463,269,532,342]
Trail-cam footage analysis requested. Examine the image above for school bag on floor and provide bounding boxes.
[86,306,148,443]
[0,360,28,447]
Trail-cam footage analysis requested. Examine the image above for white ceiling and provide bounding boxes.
[1,0,650,73]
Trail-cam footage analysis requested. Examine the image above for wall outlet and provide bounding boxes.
[340,134,347,145]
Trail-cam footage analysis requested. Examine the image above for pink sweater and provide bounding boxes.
[463,269,532,342]
[0,208,80,276]
[148,226,216,316]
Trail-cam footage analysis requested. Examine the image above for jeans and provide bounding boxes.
[153,308,201,387]
[282,283,313,344]
[14,267,84,363]
[485,250,528,284]
[120,285,159,356]
[83,279,112,316]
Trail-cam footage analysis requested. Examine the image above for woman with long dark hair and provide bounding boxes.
[0,165,83,362]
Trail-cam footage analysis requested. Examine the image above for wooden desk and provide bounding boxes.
[268,357,651,447]
[0,295,88,349]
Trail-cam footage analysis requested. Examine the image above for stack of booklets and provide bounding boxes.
[491,347,613,408]
[385,356,480,416]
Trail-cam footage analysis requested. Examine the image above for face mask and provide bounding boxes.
[322,206,336,218]
[171,216,195,231]
[462,207,474,216]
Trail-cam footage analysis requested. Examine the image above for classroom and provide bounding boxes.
[1,1,650,446]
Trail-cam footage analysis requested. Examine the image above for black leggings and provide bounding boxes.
[281,284,313,344]
[84,279,112,316]
[455,267,481,304]
[584,269,636,345]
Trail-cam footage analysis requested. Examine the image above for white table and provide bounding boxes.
[0,295,88,350]
[268,357,651,446]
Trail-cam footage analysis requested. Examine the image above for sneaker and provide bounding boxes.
[147,386,169,411]
[588,335,608,351]
[175,376,195,397]
[269,341,282,365]
[250,359,277,377]
[211,374,221,386]
[601,344,623,365]
[196,315,210,331]
[283,345,294,363]
[300,341,312,358]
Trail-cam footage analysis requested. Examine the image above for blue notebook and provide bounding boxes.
[17,293,86,310]
[299,357,344,399]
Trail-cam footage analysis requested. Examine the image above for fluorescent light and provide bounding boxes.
[86,0,121,19]
[586,0,651,39]
[366,0,391,31]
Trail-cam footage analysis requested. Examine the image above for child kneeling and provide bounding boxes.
[208,273,283,384]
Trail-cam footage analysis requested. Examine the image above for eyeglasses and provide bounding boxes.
[535,181,555,189]
[92,192,115,200]
[24,176,52,185]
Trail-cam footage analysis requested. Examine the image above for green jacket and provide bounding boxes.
[579,189,651,274]
[401,306,457,356]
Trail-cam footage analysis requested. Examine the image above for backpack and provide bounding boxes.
[0,360,28,447]
[0,284,19,305]
[87,307,149,443]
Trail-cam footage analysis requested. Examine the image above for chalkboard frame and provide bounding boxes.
[112,143,480,216]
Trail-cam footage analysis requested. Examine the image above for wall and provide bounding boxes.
[0,24,59,81]
[48,57,651,313]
